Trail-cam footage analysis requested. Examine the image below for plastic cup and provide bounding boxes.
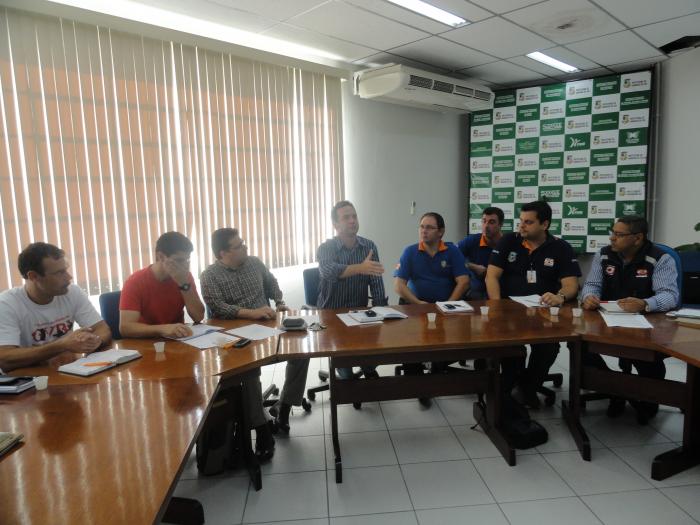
[572,307,582,318]
[154,341,165,353]
[480,306,489,316]
[34,376,48,391]
[427,312,437,323]
[550,306,560,316]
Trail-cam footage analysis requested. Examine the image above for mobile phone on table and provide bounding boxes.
[234,338,251,348]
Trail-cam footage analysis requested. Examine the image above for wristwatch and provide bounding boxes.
[178,282,191,292]
[644,301,651,313]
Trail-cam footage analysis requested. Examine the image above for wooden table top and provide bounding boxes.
[278,301,579,359]
[0,375,219,525]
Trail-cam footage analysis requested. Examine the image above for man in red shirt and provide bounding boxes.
[119,232,205,337]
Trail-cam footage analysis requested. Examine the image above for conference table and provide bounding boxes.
[2,301,699,524]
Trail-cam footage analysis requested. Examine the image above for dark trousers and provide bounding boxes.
[501,343,559,394]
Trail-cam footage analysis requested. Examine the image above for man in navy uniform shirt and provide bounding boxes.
[581,215,679,424]
[486,201,581,408]
[458,207,504,300]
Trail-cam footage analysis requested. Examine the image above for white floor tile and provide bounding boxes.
[325,402,388,434]
[327,466,413,517]
[242,471,327,523]
[661,485,700,521]
[612,443,700,487]
[582,488,698,525]
[416,504,509,525]
[452,425,538,459]
[473,454,575,503]
[649,409,685,442]
[172,476,249,525]
[401,460,494,509]
[583,413,672,447]
[536,419,604,453]
[253,520,328,525]
[390,427,467,464]
[326,430,398,468]
[288,399,326,437]
[330,511,418,524]
[543,449,652,496]
[262,434,326,474]
[436,397,477,426]
[530,399,564,421]
[380,399,449,430]
[500,497,603,525]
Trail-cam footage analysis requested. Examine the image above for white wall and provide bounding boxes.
[341,80,468,303]
[654,47,700,247]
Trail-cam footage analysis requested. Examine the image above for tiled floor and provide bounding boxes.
[170,353,700,525]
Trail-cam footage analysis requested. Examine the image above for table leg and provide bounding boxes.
[238,373,262,491]
[162,497,204,525]
[562,340,591,461]
[329,359,342,483]
[651,363,700,480]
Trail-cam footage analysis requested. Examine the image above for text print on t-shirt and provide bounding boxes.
[32,316,73,344]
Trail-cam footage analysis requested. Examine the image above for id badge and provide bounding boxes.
[527,270,537,284]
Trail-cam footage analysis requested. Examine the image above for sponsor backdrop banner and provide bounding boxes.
[468,70,651,253]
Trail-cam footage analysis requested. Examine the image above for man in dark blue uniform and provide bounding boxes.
[486,201,581,408]
[458,207,504,300]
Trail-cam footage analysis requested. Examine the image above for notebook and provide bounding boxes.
[0,376,35,394]
[0,432,23,457]
[57,349,142,376]
[436,301,474,313]
[370,307,408,319]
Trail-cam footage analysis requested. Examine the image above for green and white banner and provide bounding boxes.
[468,71,651,253]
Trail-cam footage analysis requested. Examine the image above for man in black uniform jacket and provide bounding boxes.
[486,201,581,408]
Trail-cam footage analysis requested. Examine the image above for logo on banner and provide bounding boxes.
[508,252,517,263]
[569,137,585,148]
[605,265,616,276]
[623,203,637,213]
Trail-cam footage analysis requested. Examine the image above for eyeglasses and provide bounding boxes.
[229,240,247,251]
[608,230,636,238]
[419,225,439,231]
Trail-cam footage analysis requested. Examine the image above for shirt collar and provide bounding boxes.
[479,234,488,247]
[418,240,448,252]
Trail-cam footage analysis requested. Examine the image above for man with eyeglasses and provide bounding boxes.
[457,206,504,300]
[580,215,679,424]
[199,227,292,455]
[394,212,470,407]
[120,231,205,338]
[486,200,581,408]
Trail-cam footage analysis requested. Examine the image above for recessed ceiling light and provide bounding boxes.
[526,51,580,73]
[386,0,468,28]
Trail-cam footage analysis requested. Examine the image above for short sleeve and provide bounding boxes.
[0,298,20,346]
[394,246,413,280]
[70,286,103,328]
[557,241,582,278]
[119,274,143,312]
[488,235,510,269]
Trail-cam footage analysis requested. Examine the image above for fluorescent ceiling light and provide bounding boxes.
[386,0,468,27]
[526,51,580,73]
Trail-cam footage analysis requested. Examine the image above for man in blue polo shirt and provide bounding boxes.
[458,206,504,300]
[394,212,470,407]
[486,200,581,408]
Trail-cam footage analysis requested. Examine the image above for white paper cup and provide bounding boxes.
[154,341,165,353]
[572,307,582,317]
[550,307,560,316]
[427,312,437,323]
[480,306,489,316]
[34,376,48,391]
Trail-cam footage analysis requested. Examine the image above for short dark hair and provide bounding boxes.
[331,200,355,223]
[520,200,552,229]
[483,206,504,225]
[420,212,445,230]
[211,228,239,258]
[18,242,65,278]
[617,215,648,239]
[155,231,193,256]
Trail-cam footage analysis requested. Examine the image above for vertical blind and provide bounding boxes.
[0,8,344,295]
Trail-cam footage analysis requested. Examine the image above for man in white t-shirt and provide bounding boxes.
[0,242,111,372]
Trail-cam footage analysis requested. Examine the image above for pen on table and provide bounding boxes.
[220,341,237,350]
[82,361,113,367]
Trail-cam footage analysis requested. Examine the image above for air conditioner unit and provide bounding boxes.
[353,64,493,114]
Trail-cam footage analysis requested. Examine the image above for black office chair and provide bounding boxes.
[303,267,363,406]
[680,250,700,308]
[99,290,122,340]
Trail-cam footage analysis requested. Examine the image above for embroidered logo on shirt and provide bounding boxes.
[605,265,616,276]
[441,260,447,268]
[636,269,648,277]
[543,258,554,267]
[508,251,517,263]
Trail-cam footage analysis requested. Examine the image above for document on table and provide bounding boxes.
[226,324,284,340]
[599,301,626,314]
[167,323,224,341]
[184,331,239,349]
[436,300,474,313]
[600,312,653,329]
[509,295,544,307]
[337,313,383,327]
[667,308,700,319]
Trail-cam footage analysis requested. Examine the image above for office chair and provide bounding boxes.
[580,243,683,411]
[303,267,363,407]
[679,251,700,308]
[99,290,122,340]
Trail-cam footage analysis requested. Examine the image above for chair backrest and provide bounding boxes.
[655,243,682,308]
[303,267,321,307]
[679,251,700,307]
[99,290,122,340]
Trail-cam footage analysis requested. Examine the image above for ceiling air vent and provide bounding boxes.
[474,89,492,101]
[453,85,475,97]
[408,74,433,89]
[432,80,454,93]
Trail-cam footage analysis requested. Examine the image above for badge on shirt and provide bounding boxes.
[441,260,447,268]
[605,265,616,276]
[636,269,648,277]
[543,258,554,267]
[527,270,537,283]
[508,251,517,263]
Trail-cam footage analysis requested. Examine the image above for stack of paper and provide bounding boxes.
[371,307,408,319]
[436,301,474,313]
[57,349,142,376]
[0,376,35,394]
[348,310,383,323]
[600,312,652,329]
[667,308,700,319]
[599,301,626,314]
[226,324,284,341]
[337,313,383,327]
[509,295,544,307]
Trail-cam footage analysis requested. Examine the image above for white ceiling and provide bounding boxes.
[131,0,700,88]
